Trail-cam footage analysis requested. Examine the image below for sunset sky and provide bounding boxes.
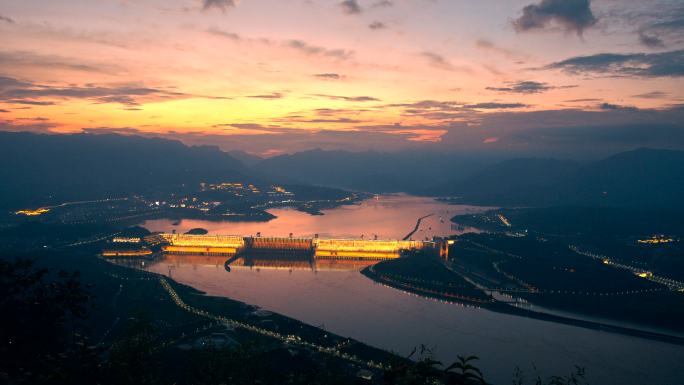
[1,0,683,157]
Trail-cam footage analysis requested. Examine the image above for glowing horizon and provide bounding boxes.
[1,0,683,156]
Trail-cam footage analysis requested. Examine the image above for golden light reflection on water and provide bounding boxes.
[154,254,376,272]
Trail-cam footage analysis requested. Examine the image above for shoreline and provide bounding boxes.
[361,263,684,346]
[117,260,403,368]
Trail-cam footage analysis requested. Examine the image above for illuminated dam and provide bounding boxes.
[156,233,445,260]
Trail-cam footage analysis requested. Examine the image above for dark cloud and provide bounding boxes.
[385,100,471,121]
[215,123,270,130]
[0,15,14,24]
[464,102,528,109]
[211,123,292,133]
[202,0,238,11]
[314,107,367,116]
[74,106,684,157]
[0,51,120,74]
[207,27,241,40]
[0,119,56,133]
[3,99,56,106]
[168,106,684,156]
[474,39,521,59]
[80,126,145,135]
[650,18,684,33]
[637,7,684,47]
[0,109,9,113]
[0,75,205,106]
[541,123,684,146]
[310,94,380,102]
[599,103,639,112]
[435,106,684,158]
[287,40,353,60]
[419,52,470,72]
[314,73,345,80]
[279,117,364,124]
[420,51,451,70]
[247,92,284,100]
[2,85,183,106]
[387,100,461,110]
[0,76,31,90]
[486,80,575,94]
[371,0,393,8]
[208,29,354,60]
[369,21,386,30]
[638,31,665,48]
[632,91,668,99]
[546,50,684,78]
[386,99,530,119]
[513,0,597,35]
[564,98,601,103]
[339,0,362,15]
[15,117,50,121]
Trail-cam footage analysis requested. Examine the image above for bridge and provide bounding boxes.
[157,233,441,260]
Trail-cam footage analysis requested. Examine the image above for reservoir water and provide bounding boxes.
[140,195,684,385]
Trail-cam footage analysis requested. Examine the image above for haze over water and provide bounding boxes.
[141,195,684,385]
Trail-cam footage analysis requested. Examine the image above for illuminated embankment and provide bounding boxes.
[160,234,245,247]
[313,239,429,259]
[102,249,153,257]
[159,233,435,260]
[160,234,245,256]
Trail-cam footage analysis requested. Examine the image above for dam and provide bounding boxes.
[155,233,440,260]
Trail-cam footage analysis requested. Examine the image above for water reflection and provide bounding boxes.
[141,194,486,240]
[140,254,684,385]
[146,254,377,272]
[131,195,684,385]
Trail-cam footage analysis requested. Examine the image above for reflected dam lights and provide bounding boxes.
[158,233,441,260]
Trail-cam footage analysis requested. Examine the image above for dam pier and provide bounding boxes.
[152,233,444,260]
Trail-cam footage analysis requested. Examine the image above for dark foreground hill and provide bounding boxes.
[0,132,249,209]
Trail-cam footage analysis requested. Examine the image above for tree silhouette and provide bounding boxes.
[444,355,487,385]
[0,258,93,384]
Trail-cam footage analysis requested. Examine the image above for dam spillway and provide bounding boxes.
[156,233,435,260]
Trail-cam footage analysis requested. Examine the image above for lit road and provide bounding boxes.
[42,197,129,210]
[570,245,684,292]
[449,240,669,297]
[60,232,122,248]
[157,277,387,370]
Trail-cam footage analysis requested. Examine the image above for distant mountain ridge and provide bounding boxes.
[3,132,680,210]
[437,148,684,208]
[253,148,487,193]
[252,147,684,208]
[0,132,250,209]
[433,158,580,206]
[227,150,263,168]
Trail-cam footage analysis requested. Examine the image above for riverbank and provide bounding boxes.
[100,254,403,370]
[131,196,684,385]
[361,254,493,306]
[361,251,684,346]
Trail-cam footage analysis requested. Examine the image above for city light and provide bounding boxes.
[14,208,50,216]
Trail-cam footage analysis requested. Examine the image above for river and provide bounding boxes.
[139,195,683,385]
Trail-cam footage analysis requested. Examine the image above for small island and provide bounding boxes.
[184,227,209,235]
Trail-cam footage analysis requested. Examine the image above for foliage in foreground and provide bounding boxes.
[0,258,587,385]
